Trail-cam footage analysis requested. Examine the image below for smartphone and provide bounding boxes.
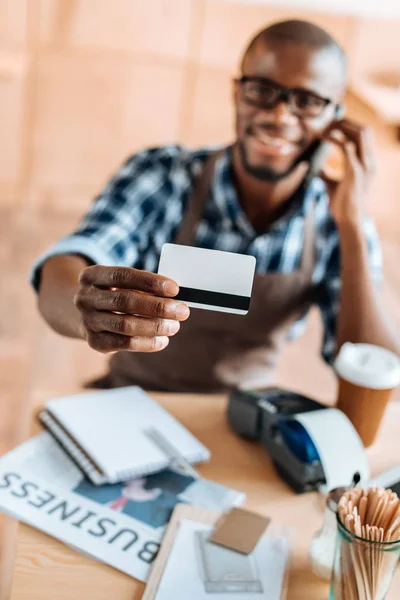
[304,103,346,184]
[304,140,332,183]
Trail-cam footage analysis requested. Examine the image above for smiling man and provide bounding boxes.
[32,20,399,392]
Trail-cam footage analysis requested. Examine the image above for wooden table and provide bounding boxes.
[8,393,400,600]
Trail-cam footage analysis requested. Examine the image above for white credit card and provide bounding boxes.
[158,244,256,315]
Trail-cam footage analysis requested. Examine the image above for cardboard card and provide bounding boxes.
[209,507,270,555]
[158,243,256,315]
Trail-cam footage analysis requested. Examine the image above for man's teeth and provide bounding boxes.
[255,132,293,148]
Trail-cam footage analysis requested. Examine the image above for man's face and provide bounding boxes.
[234,41,345,181]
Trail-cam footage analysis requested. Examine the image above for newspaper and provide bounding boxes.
[0,433,245,582]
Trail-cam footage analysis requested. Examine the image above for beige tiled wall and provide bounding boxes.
[30,54,185,201]
[0,0,398,214]
[38,0,193,60]
[350,17,400,77]
[0,0,30,205]
[196,0,353,70]
[0,0,28,48]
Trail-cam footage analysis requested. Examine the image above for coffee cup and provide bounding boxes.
[334,343,400,447]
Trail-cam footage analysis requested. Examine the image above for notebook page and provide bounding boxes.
[46,387,210,481]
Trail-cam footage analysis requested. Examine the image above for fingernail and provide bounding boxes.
[155,336,169,349]
[163,281,178,296]
[175,303,190,320]
[165,320,180,334]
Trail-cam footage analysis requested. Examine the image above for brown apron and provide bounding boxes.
[102,151,317,393]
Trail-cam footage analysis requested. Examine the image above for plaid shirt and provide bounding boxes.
[31,145,382,364]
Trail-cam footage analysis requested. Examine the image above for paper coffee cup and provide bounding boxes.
[334,343,400,447]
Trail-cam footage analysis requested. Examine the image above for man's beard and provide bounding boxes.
[238,139,318,182]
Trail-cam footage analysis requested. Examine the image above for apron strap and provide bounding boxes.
[174,149,225,246]
[300,195,316,272]
[174,146,316,274]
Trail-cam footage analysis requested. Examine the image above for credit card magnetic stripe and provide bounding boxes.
[175,287,250,311]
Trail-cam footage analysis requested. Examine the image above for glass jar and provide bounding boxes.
[330,513,400,600]
[310,487,347,581]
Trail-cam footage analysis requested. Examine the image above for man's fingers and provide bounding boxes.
[320,167,340,189]
[322,133,349,158]
[84,311,181,338]
[323,134,357,163]
[344,141,359,166]
[79,265,179,297]
[76,288,190,321]
[321,135,360,182]
[86,331,170,354]
[327,119,376,174]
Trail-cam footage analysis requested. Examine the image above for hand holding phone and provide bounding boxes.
[319,117,377,228]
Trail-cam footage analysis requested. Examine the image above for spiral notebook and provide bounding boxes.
[39,386,211,486]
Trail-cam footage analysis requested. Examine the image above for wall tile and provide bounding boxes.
[38,0,193,62]
[30,53,185,195]
[0,0,30,206]
[349,17,400,76]
[182,66,234,147]
[195,0,353,71]
[0,185,18,207]
[0,73,26,191]
[0,0,28,49]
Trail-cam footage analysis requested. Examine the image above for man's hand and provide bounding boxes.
[74,265,190,354]
[322,119,377,228]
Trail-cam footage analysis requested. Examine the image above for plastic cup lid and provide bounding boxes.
[334,343,400,389]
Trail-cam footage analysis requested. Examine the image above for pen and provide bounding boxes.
[145,427,200,479]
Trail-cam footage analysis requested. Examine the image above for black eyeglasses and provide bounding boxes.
[237,76,333,118]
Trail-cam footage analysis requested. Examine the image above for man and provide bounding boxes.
[32,20,399,392]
